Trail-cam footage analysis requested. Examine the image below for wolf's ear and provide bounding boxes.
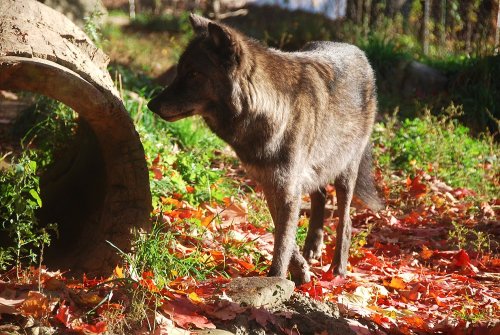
[207,22,243,66]
[189,13,211,35]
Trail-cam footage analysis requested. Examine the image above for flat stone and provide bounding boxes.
[192,330,235,335]
[225,277,295,308]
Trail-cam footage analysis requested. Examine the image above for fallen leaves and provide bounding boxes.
[0,166,498,335]
[162,295,216,329]
[19,291,50,319]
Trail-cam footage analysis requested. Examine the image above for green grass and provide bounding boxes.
[373,104,498,198]
[125,222,218,288]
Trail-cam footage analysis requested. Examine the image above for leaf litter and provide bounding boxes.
[0,161,498,335]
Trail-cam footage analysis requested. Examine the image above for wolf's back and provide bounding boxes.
[302,42,382,211]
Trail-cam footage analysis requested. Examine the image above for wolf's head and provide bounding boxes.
[147,14,247,124]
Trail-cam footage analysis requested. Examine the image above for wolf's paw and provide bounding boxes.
[290,264,311,285]
[289,254,311,285]
[293,269,311,286]
[267,266,286,278]
[303,240,323,263]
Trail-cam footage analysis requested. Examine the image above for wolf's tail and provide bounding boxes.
[354,143,384,211]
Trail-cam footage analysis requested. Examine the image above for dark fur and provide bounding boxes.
[148,14,383,283]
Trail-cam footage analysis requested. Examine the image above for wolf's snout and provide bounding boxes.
[147,97,160,113]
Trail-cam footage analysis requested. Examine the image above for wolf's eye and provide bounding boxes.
[190,71,200,78]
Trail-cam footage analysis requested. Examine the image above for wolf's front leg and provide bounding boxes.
[264,185,302,279]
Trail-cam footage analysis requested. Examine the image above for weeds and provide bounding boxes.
[125,222,217,288]
[247,192,272,229]
[447,221,495,254]
[351,224,375,258]
[373,104,498,198]
[0,152,57,273]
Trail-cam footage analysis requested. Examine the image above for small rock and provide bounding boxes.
[225,277,295,308]
[402,60,448,98]
[192,330,235,335]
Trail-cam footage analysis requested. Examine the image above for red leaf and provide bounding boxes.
[408,175,427,198]
[401,211,421,225]
[454,249,471,267]
[152,154,161,165]
[250,307,277,328]
[297,280,324,300]
[202,301,246,321]
[151,167,163,180]
[78,321,107,334]
[162,296,215,329]
[55,303,71,327]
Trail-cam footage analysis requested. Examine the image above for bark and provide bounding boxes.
[423,0,431,55]
[496,0,500,54]
[0,0,151,274]
[440,0,447,49]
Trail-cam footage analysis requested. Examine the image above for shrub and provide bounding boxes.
[373,104,498,197]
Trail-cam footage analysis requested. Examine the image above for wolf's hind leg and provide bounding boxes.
[332,164,358,275]
[303,187,326,262]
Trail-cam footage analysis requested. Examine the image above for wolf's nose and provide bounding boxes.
[147,98,159,113]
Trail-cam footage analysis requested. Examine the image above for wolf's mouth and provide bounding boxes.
[163,109,194,122]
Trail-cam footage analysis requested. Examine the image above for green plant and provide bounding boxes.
[447,221,495,254]
[447,221,468,250]
[247,192,272,229]
[351,224,374,257]
[19,97,77,167]
[373,104,498,197]
[84,9,105,47]
[453,301,489,323]
[470,230,493,254]
[123,222,218,288]
[0,152,57,273]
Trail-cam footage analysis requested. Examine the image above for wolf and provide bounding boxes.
[148,14,383,284]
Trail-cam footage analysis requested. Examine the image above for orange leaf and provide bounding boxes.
[114,265,124,278]
[201,214,215,227]
[401,315,427,331]
[19,291,50,319]
[78,321,107,334]
[420,245,434,260]
[387,276,406,290]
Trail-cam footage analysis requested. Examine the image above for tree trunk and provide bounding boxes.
[423,0,431,55]
[495,0,500,54]
[440,0,447,52]
[363,0,373,36]
[0,0,151,275]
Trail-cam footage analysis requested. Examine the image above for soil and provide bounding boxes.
[211,293,356,335]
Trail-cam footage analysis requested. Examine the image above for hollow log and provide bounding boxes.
[0,0,151,274]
